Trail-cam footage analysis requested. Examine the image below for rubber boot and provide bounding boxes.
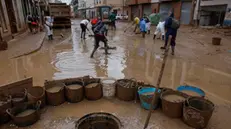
[153,34,156,39]
[171,46,175,55]
[48,35,51,40]
[162,35,165,40]
[83,32,86,39]
[148,30,150,34]
[90,46,98,58]
[51,35,54,40]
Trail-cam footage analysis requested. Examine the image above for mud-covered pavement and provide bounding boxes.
[0,20,231,129]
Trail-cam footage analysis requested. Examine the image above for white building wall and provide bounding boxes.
[201,0,231,8]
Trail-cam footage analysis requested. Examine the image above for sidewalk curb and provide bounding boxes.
[13,32,46,58]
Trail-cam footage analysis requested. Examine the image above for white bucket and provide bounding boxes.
[101,78,117,97]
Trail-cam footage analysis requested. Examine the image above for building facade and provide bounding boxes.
[196,0,231,26]
[0,0,29,41]
[126,0,195,25]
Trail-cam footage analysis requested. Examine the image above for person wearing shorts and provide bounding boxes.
[80,19,90,39]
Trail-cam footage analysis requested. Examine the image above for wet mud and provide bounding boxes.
[0,20,231,129]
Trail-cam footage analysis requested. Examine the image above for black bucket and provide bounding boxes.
[75,112,122,129]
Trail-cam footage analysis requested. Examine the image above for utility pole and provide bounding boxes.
[122,0,124,15]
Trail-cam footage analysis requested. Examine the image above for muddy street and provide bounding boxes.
[0,20,231,129]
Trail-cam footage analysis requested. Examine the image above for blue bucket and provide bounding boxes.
[138,87,161,110]
[177,85,205,97]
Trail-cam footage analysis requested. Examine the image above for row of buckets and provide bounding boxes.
[0,76,215,129]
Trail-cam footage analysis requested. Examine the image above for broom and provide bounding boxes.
[143,35,172,129]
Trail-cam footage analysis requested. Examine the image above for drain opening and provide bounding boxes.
[75,112,122,129]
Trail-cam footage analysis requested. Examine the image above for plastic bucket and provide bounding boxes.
[212,37,221,45]
[183,97,214,129]
[177,85,205,97]
[101,78,116,97]
[161,90,188,118]
[64,81,84,103]
[45,82,65,106]
[138,87,161,110]
[116,79,137,101]
[0,94,12,124]
[27,86,46,108]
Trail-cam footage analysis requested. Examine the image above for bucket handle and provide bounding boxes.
[6,109,14,118]
[35,101,42,111]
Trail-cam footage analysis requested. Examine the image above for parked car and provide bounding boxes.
[116,14,128,20]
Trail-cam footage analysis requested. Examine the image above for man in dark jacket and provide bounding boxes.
[161,12,178,55]
[90,21,109,58]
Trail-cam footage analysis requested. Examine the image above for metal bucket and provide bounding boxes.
[138,87,161,110]
[212,37,221,45]
[64,81,84,103]
[75,112,122,129]
[161,90,188,118]
[101,78,117,97]
[6,101,41,127]
[116,79,137,101]
[0,94,12,124]
[45,82,65,106]
[27,86,46,108]
[11,89,27,107]
[85,82,103,100]
[183,97,214,129]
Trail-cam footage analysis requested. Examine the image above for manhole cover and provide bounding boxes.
[75,112,122,129]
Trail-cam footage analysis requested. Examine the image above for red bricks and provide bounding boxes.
[173,1,182,20]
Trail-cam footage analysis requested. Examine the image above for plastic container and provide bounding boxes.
[161,90,188,118]
[85,83,102,100]
[64,81,84,103]
[101,78,116,97]
[45,82,65,106]
[116,79,137,101]
[27,86,46,108]
[11,89,27,107]
[138,87,161,110]
[183,97,214,129]
[177,85,205,97]
[6,101,41,127]
[0,94,12,124]
[212,37,221,45]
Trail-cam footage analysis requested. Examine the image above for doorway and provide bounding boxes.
[4,0,17,34]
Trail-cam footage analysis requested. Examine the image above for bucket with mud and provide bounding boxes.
[138,87,161,110]
[75,112,122,129]
[45,82,65,106]
[212,37,221,45]
[0,94,12,124]
[11,89,27,107]
[64,81,84,103]
[183,97,214,129]
[116,79,137,101]
[101,77,117,97]
[27,86,46,108]
[161,90,188,118]
[85,82,103,100]
[6,101,41,127]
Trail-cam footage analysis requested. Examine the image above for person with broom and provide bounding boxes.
[90,21,110,58]
[80,19,90,39]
